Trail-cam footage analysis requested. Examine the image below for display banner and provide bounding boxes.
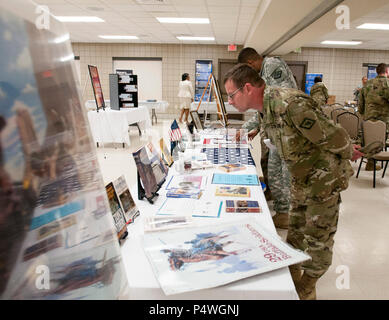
[304,73,323,94]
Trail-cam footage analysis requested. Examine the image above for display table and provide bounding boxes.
[87,106,151,146]
[121,133,299,300]
[139,100,169,125]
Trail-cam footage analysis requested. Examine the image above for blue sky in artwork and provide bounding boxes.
[0,11,47,181]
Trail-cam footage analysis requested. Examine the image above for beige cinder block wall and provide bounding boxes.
[282,47,389,103]
[72,43,241,119]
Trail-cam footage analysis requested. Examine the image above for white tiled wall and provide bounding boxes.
[72,43,241,118]
[282,47,389,103]
[72,43,389,112]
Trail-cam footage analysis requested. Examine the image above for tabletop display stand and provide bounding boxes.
[137,171,165,204]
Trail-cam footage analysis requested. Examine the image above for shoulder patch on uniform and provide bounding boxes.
[272,69,282,79]
[299,117,316,130]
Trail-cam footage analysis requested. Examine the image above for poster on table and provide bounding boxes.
[88,65,105,111]
[0,1,129,299]
[112,175,140,223]
[143,217,310,295]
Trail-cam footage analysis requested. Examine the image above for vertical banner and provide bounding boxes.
[195,60,213,102]
[305,73,323,94]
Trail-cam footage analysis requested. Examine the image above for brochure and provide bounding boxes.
[215,186,250,197]
[212,173,259,186]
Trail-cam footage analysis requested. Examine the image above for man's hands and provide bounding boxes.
[248,128,259,141]
[351,144,364,161]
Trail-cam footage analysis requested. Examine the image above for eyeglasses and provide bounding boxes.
[227,86,243,99]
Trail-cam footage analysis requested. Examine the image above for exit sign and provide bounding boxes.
[228,44,237,52]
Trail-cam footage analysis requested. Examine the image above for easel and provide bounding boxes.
[196,73,228,127]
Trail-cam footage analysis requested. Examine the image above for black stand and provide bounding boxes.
[137,171,164,204]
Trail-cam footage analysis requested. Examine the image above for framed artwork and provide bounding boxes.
[190,110,203,130]
[88,65,106,111]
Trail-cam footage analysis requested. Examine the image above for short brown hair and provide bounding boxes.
[238,47,261,64]
[223,63,265,88]
[376,63,388,74]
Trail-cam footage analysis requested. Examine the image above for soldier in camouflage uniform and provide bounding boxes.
[224,64,363,300]
[310,76,328,107]
[358,63,389,171]
[238,47,297,229]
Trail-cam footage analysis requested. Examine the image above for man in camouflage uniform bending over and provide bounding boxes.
[224,64,363,300]
[358,63,389,171]
[238,47,298,229]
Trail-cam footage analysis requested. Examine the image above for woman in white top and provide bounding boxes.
[178,73,194,123]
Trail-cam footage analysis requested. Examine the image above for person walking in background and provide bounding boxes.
[178,73,194,123]
[310,76,328,107]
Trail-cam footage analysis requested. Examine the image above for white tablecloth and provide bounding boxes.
[139,100,169,112]
[121,148,299,300]
[87,106,151,145]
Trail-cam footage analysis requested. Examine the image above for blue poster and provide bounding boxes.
[195,60,213,102]
[367,66,377,80]
[305,73,323,94]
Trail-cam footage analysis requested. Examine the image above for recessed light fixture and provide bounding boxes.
[157,17,209,24]
[177,36,214,41]
[357,23,389,30]
[321,40,362,45]
[99,35,139,40]
[55,16,104,22]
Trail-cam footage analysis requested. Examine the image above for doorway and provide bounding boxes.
[286,61,308,91]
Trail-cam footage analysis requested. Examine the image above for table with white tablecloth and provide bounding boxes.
[87,106,151,146]
[139,100,169,125]
[120,131,299,300]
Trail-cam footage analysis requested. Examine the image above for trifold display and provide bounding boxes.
[0,1,129,299]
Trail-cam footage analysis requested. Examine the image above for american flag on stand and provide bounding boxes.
[169,119,182,142]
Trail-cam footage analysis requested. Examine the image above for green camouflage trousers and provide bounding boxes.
[268,148,291,213]
[286,193,341,278]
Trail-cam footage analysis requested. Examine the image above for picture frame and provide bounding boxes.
[190,110,203,130]
[88,65,106,111]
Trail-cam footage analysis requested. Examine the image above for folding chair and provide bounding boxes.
[356,120,389,187]
[336,112,359,143]
[331,108,347,123]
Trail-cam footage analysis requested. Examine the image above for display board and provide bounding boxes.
[88,65,106,111]
[304,73,323,94]
[195,60,213,102]
[367,65,378,80]
[0,1,129,299]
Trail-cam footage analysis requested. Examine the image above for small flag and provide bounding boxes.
[169,119,182,142]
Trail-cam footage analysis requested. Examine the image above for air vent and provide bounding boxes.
[86,6,105,11]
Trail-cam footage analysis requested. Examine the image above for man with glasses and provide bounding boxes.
[237,47,297,230]
[224,63,363,300]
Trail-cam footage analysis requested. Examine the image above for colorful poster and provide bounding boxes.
[143,218,310,295]
[88,65,105,111]
[0,2,128,299]
[305,73,323,94]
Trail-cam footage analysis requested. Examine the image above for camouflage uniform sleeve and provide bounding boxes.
[261,57,297,89]
[242,112,260,131]
[323,85,329,102]
[358,87,366,115]
[287,99,353,160]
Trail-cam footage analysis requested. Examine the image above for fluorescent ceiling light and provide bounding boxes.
[321,40,362,45]
[357,23,389,30]
[177,36,215,41]
[55,16,104,22]
[157,17,209,24]
[99,35,138,39]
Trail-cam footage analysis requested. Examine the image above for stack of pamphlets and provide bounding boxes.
[225,200,261,213]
